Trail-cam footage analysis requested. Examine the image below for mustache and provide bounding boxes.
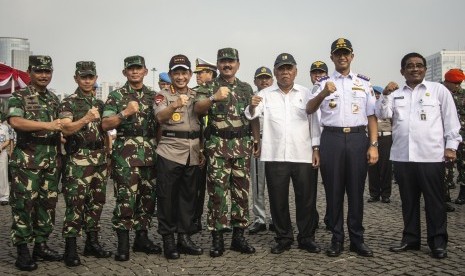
[222,66,232,70]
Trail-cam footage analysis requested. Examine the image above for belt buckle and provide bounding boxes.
[343,127,351,133]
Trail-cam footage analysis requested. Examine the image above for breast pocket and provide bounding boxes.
[394,99,407,121]
[265,103,284,123]
[291,100,308,121]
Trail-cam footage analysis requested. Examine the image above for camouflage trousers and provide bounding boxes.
[112,165,156,231]
[207,156,250,231]
[62,164,108,237]
[9,165,59,245]
[445,143,465,189]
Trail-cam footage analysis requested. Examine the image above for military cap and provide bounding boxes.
[124,55,145,68]
[310,61,328,73]
[194,58,217,73]
[445,68,465,83]
[169,54,191,71]
[159,72,171,84]
[372,86,384,94]
[254,66,272,78]
[75,61,96,76]
[29,55,53,70]
[331,38,353,53]
[274,53,297,68]
[217,48,239,61]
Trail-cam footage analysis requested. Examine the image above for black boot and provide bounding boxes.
[64,237,81,267]
[209,231,224,258]
[162,234,180,259]
[133,230,162,254]
[230,227,256,254]
[114,229,129,261]
[15,244,37,271]
[32,242,62,261]
[455,185,465,205]
[177,233,203,255]
[83,231,112,258]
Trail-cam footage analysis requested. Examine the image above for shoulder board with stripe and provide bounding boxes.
[357,74,370,81]
[317,75,330,82]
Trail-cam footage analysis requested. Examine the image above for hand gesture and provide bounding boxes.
[174,94,189,108]
[85,107,100,122]
[124,101,139,116]
[322,81,337,97]
[250,95,262,108]
[214,86,230,101]
[48,119,63,131]
[383,82,399,95]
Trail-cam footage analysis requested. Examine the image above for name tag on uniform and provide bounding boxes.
[352,102,360,114]
[394,96,404,100]
[420,110,427,121]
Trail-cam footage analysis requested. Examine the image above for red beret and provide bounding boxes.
[445,69,465,83]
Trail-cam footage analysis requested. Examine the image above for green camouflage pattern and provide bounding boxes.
[60,88,107,166]
[124,55,145,68]
[103,82,157,168]
[62,164,108,237]
[7,85,61,169]
[75,61,96,76]
[112,166,156,230]
[217,48,239,60]
[29,55,53,70]
[445,88,465,187]
[9,166,60,245]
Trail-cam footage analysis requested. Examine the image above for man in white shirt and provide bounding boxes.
[376,52,462,259]
[246,53,321,254]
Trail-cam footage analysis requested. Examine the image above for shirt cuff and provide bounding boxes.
[446,140,460,150]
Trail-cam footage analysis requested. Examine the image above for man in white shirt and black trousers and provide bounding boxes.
[376,52,461,259]
[245,53,321,254]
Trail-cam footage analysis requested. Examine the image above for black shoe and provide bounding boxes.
[230,228,255,254]
[0,201,8,206]
[248,222,266,235]
[133,230,162,254]
[268,223,275,232]
[32,242,62,261]
[210,231,224,258]
[455,186,465,204]
[64,237,81,267]
[298,240,321,253]
[15,244,37,271]
[163,234,180,260]
[177,233,203,255]
[271,240,292,254]
[456,197,465,205]
[381,197,391,203]
[326,242,343,257]
[349,242,373,257]
[83,231,112,258]
[367,196,379,203]
[114,229,130,262]
[430,248,447,259]
[446,203,455,212]
[389,242,421,252]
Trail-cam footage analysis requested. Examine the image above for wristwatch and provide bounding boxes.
[117,112,127,120]
[370,141,379,148]
[313,147,320,151]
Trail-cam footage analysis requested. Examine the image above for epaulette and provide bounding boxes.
[357,74,370,81]
[316,75,330,83]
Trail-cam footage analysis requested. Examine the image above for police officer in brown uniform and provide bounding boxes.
[154,55,203,259]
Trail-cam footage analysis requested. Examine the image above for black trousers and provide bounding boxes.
[265,161,318,243]
[368,135,392,199]
[393,162,447,249]
[156,155,199,236]
[193,158,207,221]
[320,130,368,245]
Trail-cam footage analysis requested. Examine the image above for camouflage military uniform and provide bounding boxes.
[8,85,61,245]
[195,77,254,231]
[60,88,108,237]
[103,82,157,231]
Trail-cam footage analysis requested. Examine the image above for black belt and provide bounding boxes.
[323,126,366,133]
[162,130,200,139]
[81,141,104,150]
[117,129,155,137]
[211,128,250,139]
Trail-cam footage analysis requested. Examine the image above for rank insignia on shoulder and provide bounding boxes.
[317,75,330,83]
[357,74,370,81]
[155,94,165,105]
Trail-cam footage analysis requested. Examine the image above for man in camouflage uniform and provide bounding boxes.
[194,48,259,257]
[443,68,465,205]
[154,55,203,259]
[7,55,63,271]
[59,61,112,266]
[102,55,160,261]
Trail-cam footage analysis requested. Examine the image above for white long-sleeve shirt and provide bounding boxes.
[245,83,320,163]
[375,80,462,162]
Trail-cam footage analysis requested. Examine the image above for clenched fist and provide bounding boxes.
[213,86,230,101]
[48,119,63,131]
[322,81,337,97]
[250,95,262,108]
[124,101,139,116]
[85,107,100,122]
[173,94,189,109]
[382,82,399,95]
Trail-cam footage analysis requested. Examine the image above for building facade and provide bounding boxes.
[425,50,465,89]
[0,37,32,71]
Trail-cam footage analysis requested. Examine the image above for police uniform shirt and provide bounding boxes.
[376,80,462,162]
[245,83,320,163]
[312,71,376,127]
[154,88,201,166]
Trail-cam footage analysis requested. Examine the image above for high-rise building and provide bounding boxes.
[99,82,122,102]
[0,37,32,71]
[425,50,465,88]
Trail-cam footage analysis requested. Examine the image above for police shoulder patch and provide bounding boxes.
[155,94,165,106]
[357,74,370,81]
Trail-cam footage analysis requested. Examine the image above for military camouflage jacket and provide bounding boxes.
[7,85,61,169]
[195,77,254,159]
[452,88,465,138]
[103,82,156,167]
[59,88,107,166]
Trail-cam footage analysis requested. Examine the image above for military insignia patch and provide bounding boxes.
[172,112,181,122]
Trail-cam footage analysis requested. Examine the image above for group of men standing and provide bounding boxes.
[6,37,464,272]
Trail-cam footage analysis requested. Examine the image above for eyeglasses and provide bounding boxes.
[405,63,426,70]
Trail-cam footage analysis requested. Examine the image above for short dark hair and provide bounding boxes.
[401,52,427,69]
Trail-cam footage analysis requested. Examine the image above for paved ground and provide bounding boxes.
[0,177,464,276]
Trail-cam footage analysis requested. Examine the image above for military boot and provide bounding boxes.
[177,233,203,255]
[209,231,224,258]
[230,227,256,254]
[114,229,129,261]
[32,242,62,261]
[15,244,37,271]
[455,185,465,205]
[83,231,112,258]
[133,230,162,254]
[64,237,81,267]
[162,234,179,259]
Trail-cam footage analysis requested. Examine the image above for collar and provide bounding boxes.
[402,79,427,91]
[332,70,356,79]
